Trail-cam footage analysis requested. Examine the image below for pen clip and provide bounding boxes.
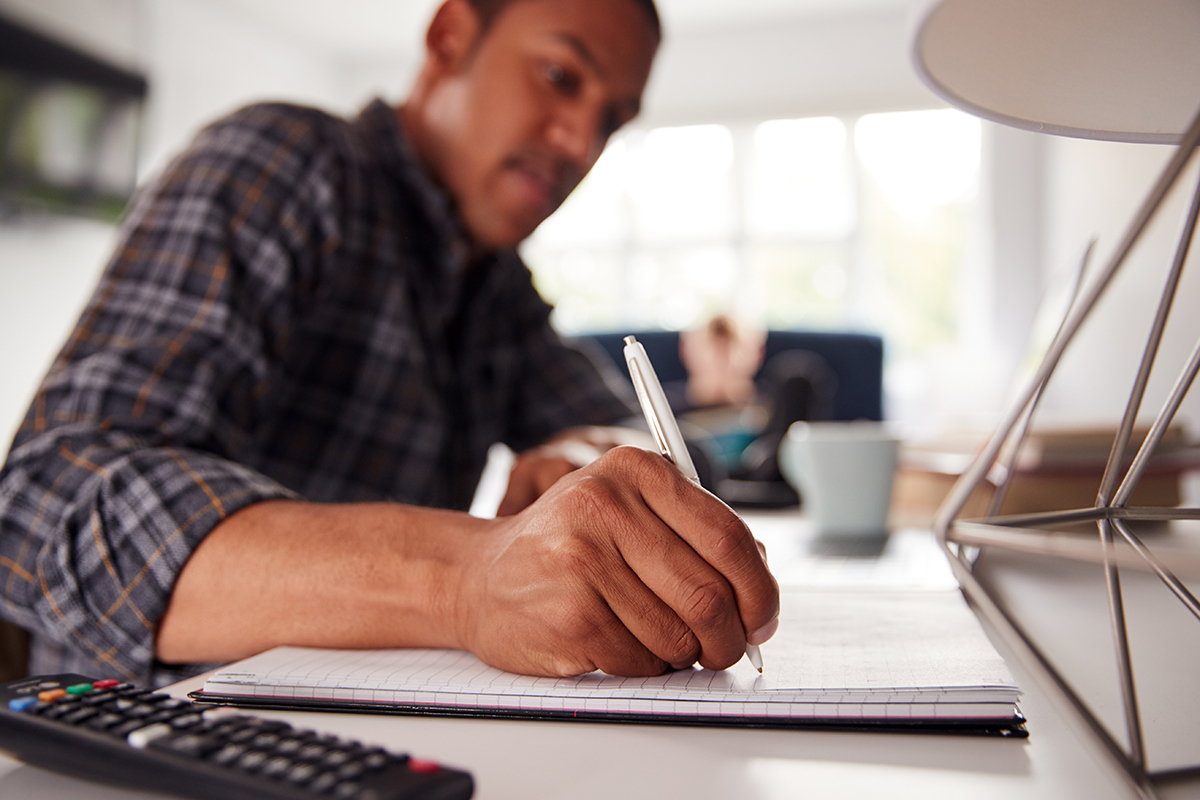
[623,336,701,486]
[628,359,674,463]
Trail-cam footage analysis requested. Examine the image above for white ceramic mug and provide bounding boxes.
[778,421,901,535]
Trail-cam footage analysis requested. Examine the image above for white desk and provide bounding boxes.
[0,512,1157,799]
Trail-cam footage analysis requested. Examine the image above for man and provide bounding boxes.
[0,0,779,687]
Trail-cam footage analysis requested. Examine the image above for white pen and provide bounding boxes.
[622,335,765,674]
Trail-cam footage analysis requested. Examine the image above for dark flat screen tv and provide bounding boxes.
[0,13,147,221]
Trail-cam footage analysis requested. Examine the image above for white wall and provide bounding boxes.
[0,0,137,449]
[0,218,118,447]
[137,1,420,177]
[0,0,420,456]
[640,6,934,128]
[1036,137,1200,433]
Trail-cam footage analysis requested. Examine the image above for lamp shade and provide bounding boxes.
[911,0,1200,144]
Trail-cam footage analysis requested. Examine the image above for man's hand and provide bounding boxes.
[458,445,779,677]
[496,426,651,516]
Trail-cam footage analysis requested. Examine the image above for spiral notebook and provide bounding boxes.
[191,588,1025,736]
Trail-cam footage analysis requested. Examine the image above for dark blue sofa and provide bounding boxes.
[573,329,885,422]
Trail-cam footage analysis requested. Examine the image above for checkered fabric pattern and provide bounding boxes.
[0,99,634,687]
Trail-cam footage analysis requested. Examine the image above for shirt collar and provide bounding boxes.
[353,98,472,277]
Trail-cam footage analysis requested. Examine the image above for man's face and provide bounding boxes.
[419,0,658,250]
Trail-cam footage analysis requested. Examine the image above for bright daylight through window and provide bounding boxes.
[521,108,983,419]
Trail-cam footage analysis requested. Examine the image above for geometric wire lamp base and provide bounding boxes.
[934,105,1200,800]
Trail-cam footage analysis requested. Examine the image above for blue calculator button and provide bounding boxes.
[9,696,39,712]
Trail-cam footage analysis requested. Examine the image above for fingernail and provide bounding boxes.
[747,616,779,646]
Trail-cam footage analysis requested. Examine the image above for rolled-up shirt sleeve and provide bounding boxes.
[483,255,637,455]
[0,105,337,684]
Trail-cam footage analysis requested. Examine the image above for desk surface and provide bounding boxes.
[0,512,1162,799]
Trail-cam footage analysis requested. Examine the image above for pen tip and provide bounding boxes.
[757,667,763,674]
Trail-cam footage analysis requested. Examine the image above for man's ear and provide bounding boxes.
[425,0,483,75]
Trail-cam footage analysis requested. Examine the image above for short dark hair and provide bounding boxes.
[464,0,662,39]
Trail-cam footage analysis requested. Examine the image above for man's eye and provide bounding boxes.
[542,62,580,94]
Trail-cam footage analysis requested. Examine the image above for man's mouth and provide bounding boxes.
[507,157,577,213]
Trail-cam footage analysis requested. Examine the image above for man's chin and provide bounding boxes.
[465,210,553,251]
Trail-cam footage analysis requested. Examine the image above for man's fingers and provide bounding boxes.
[606,511,748,669]
[643,455,772,638]
[610,447,780,644]
[497,454,578,516]
[586,616,671,678]
[588,558,702,668]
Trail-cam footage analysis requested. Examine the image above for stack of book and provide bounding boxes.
[892,425,1198,525]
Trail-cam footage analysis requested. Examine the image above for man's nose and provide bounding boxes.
[546,102,603,170]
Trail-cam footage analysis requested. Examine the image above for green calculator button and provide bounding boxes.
[66,683,94,695]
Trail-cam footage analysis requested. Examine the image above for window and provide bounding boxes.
[521,108,984,418]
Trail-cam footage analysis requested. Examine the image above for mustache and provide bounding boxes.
[506,150,585,204]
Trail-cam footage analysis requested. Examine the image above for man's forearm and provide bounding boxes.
[155,499,489,664]
[157,448,780,679]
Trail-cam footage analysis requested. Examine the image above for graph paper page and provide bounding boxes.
[202,589,1018,718]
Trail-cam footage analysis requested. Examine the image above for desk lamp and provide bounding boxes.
[911,0,1200,796]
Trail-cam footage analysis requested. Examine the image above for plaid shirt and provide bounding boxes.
[0,99,634,687]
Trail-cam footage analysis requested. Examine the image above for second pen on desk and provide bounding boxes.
[622,335,765,673]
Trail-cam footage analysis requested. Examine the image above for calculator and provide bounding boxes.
[0,673,474,799]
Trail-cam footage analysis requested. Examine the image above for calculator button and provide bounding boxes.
[254,720,292,733]
[152,732,224,758]
[85,712,126,731]
[61,706,99,725]
[8,697,38,712]
[82,691,118,706]
[286,761,319,784]
[199,706,247,722]
[92,679,120,689]
[298,742,327,761]
[310,772,339,793]
[42,704,78,720]
[262,755,293,778]
[333,781,364,798]
[127,723,172,749]
[210,743,247,766]
[109,718,153,738]
[235,750,269,772]
[209,721,248,739]
[274,737,303,756]
[37,688,67,703]
[65,683,94,695]
[154,697,188,710]
[170,713,205,730]
[141,710,184,727]
[251,731,281,749]
[408,757,443,774]
[337,761,365,780]
[229,727,259,743]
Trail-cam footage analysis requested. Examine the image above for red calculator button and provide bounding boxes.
[408,758,442,774]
